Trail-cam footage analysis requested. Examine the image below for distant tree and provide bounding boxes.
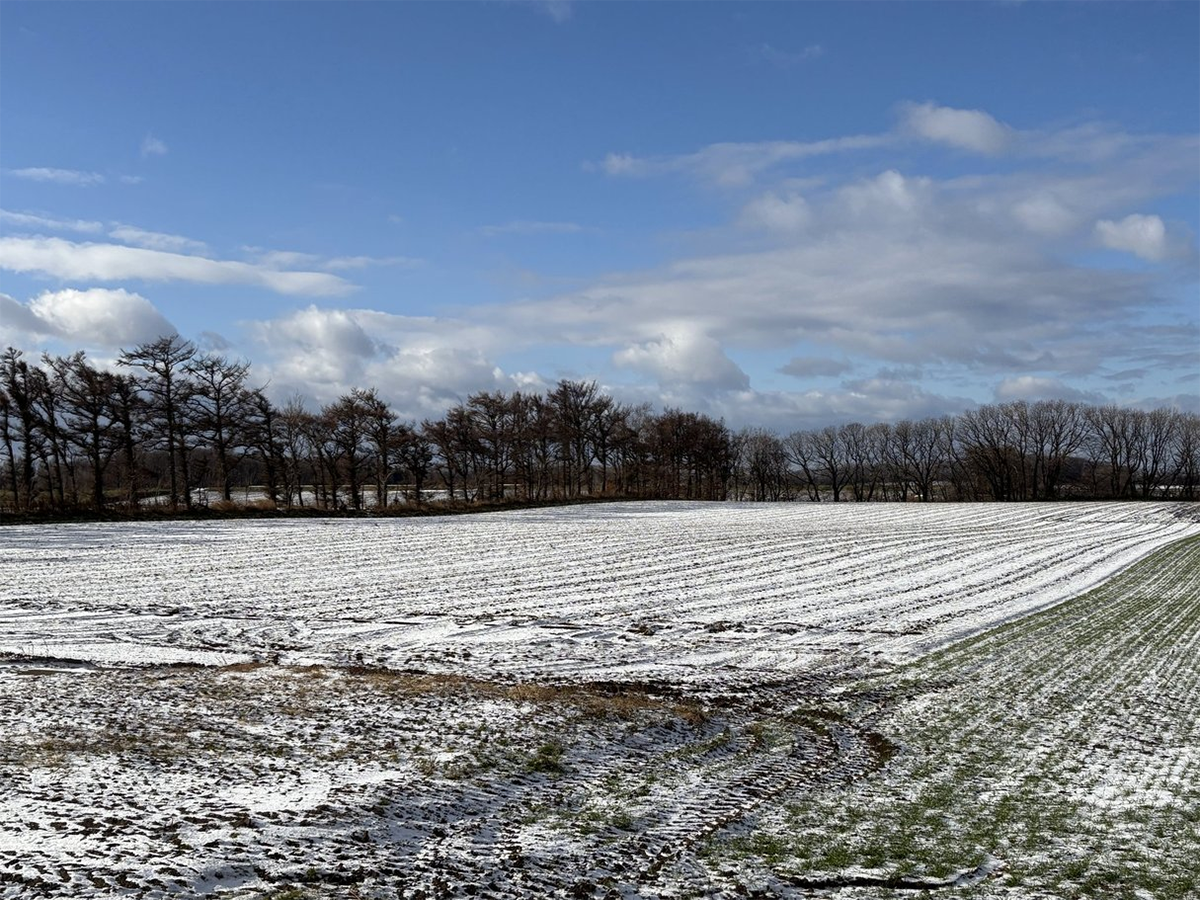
[785,429,823,502]
[1,348,47,510]
[1173,412,1200,500]
[119,335,197,510]
[741,428,789,501]
[245,389,284,506]
[395,421,433,503]
[321,389,377,510]
[186,353,253,501]
[44,352,121,511]
[360,388,397,508]
[1133,408,1178,499]
[1085,405,1139,499]
[811,425,851,502]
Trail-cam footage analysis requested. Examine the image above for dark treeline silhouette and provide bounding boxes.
[2,338,1197,514]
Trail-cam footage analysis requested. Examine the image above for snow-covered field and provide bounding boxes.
[1,501,1195,683]
[1,501,1197,899]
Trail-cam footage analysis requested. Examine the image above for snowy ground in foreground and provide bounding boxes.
[1,502,1198,899]
[1,501,1196,687]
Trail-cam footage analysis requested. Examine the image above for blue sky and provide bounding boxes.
[2,1,1197,428]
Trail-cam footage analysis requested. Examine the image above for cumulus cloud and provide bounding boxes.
[248,305,522,416]
[506,151,1182,394]
[613,329,750,390]
[3,288,175,348]
[251,306,377,387]
[7,167,106,186]
[243,112,1193,423]
[1095,213,1168,262]
[0,236,355,296]
[900,101,1013,155]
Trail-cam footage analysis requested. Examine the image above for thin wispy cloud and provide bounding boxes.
[243,246,423,272]
[0,208,105,234]
[752,42,824,68]
[478,220,585,237]
[0,236,356,297]
[8,167,106,186]
[591,135,889,187]
[322,254,424,271]
[534,0,572,24]
[140,134,168,158]
[109,224,209,255]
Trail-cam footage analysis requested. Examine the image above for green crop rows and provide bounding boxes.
[716,534,1200,899]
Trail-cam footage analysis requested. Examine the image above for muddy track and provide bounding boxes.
[387,675,901,899]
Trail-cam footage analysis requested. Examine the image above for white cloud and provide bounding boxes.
[8,167,106,186]
[535,0,572,23]
[613,328,750,390]
[753,43,824,68]
[0,209,104,234]
[839,170,932,219]
[1011,193,1078,236]
[592,135,889,187]
[738,191,811,233]
[243,246,422,272]
[140,134,168,158]
[249,305,520,415]
[0,236,355,297]
[504,155,1180,391]
[4,288,176,348]
[994,375,1105,404]
[478,220,585,237]
[899,101,1014,155]
[252,306,377,387]
[598,153,645,177]
[244,247,323,269]
[322,255,424,271]
[109,224,209,255]
[1095,213,1168,262]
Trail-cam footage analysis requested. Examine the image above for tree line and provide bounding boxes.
[1,336,1197,514]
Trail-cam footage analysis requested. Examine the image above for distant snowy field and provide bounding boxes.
[2,501,1196,686]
